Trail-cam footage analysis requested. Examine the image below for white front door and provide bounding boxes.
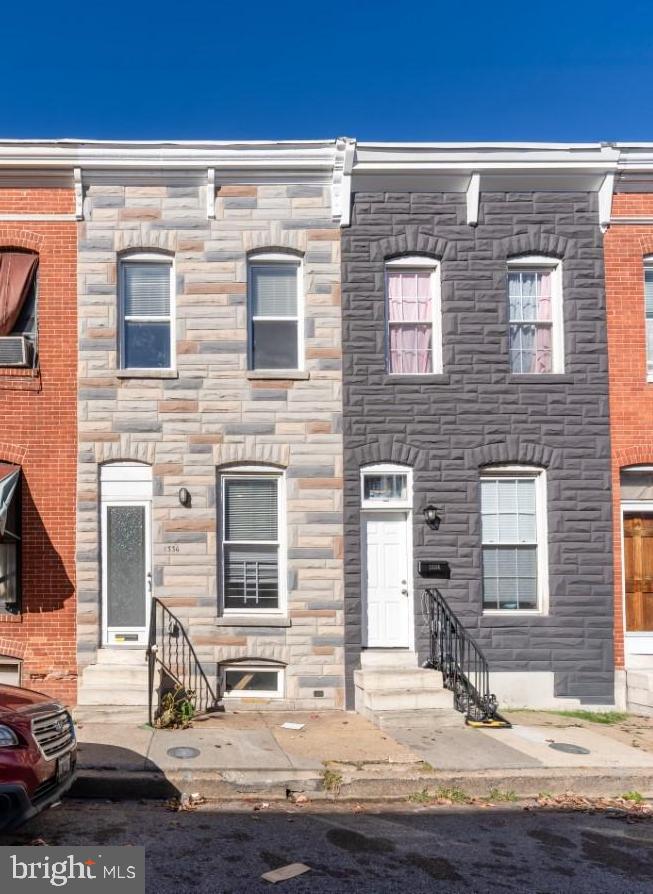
[102,500,151,646]
[363,512,410,647]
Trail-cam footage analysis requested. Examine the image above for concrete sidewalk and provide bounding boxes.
[71,709,653,802]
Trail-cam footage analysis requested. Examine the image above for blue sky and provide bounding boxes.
[3,0,653,141]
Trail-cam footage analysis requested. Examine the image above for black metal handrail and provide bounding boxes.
[147,597,220,726]
[422,587,509,726]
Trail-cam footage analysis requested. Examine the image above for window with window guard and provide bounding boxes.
[508,260,563,374]
[120,257,173,369]
[386,263,439,374]
[644,262,653,377]
[221,474,282,612]
[249,259,300,370]
[481,470,547,612]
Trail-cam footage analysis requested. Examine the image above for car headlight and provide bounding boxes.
[0,724,19,747]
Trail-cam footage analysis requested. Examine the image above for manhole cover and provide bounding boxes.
[548,742,590,755]
[166,746,201,759]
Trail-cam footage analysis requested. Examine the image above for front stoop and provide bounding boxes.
[354,650,464,729]
[75,648,150,724]
[627,668,653,716]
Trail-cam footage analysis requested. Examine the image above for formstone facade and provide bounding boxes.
[76,177,345,708]
[341,188,615,708]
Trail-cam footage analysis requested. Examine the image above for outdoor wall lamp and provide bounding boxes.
[423,504,443,530]
[178,487,191,508]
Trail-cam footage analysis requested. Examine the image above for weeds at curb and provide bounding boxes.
[487,787,518,803]
[322,769,343,795]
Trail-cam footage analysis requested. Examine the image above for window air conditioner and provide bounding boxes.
[0,336,32,367]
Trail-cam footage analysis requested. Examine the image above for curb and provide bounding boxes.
[70,765,653,803]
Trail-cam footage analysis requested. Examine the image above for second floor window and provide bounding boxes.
[644,261,653,379]
[386,258,441,375]
[508,258,563,374]
[119,255,173,370]
[248,256,301,370]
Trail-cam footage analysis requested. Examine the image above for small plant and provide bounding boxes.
[156,685,196,729]
[435,786,469,804]
[408,788,432,804]
[622,790,645,803]
[322,768,343,794]
[487,787,518,803]
[550,710,628,725]
[537,790,553,800]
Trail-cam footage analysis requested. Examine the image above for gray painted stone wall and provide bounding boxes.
[342,190,614,707]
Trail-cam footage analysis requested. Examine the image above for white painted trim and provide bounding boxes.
[384,260,443,375]
[507,257,564,375]
[118,253,176,373]
[207,168,216,219]
[222,664,284,699]
[466,172,480,226]
[480,466,549,616]
[219,467,287,617]
[332,137,356,226]
[598,172,615,232]
[74,167,83,220]
[0,213,77,221]
[360,463,412,510]
[247,254,303,372]
[611,217,653,224]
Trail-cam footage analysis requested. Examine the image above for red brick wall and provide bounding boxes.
[0,190,77,705]
[604,193,653,668]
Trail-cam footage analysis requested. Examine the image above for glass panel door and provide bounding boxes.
[103,501,151,645]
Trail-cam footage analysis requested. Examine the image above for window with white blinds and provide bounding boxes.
[645,263,653,376]
[481,471,547,612]
[248,261,300,370]
[120,258,173,369]
[221,474,283,612]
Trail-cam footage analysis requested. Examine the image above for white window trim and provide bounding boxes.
[507,256,564,375]
[481,465,549,616]
[118,252,176,372]
[643,258,653,381]
[385,257,442,375]
[222,664,285,699]
[220,465,287,617]
[247,251,304,372]
[360,462,413,510]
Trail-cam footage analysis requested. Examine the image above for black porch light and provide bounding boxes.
[178,487,191,508]
[423,504,442,530]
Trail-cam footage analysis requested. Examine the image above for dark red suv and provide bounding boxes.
[0,683,76,832]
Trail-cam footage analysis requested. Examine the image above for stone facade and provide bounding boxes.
[341,189,615,708]
[76,179,344,709]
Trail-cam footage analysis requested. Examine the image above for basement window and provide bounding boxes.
[222,665,284,698]
[0,657,20,686]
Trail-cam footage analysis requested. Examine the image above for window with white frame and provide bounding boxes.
[220,470,284,613]
[222,663,284,698]
[644,260,653,378]
[248,254,301,370]
[481,467,548,613]
[361,463,411,508]
[119,254,174,370]
[507,257,563,374]
[386,257,442,375]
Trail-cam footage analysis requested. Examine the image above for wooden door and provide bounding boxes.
[624,515,653,632]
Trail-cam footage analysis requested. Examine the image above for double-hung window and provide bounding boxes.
[221,471,284,613]
[481,468,548,613]
[508,257,563,374]
[119,255,174,370]
[644,260,653,379]
[248,255,301,370]
[386,257,441,375]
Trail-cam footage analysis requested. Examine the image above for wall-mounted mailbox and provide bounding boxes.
[418,560,451,579]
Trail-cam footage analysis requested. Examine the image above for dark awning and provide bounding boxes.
[0,464,20,536]
[0,253,38,336]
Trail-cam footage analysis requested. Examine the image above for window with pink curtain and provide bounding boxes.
[508,269,555,374]
[387,270,433,374]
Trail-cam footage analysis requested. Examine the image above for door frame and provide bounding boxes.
[101,498,152,647]
[621,500,653,658]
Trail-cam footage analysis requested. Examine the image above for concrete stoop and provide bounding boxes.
[354,650,465,730]
[627,668,653,716]
[75,648,149,724]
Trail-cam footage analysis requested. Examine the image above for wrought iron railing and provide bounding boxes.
[146,597,220,726]
[422,588,510,727]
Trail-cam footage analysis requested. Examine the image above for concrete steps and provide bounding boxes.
[627,668,653,716]
[76,649,150,721]
[355,649,464,728]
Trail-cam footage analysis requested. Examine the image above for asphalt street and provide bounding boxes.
[3,799,653,893]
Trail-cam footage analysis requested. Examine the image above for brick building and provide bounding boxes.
[604,146,653,713]
[0,175,77,704]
